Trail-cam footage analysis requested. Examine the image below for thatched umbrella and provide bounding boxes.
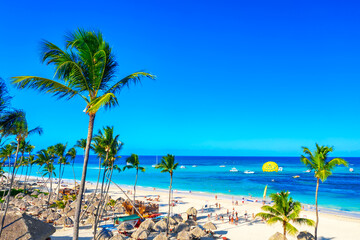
[168,217,177,225]
[63,205,72,213]
[109,234,126,240]
[115,206,125,214]
[31,190,39,196]
[38,193,46,199]
[131,228,149,240]
[27,206,42,216]
[46,212,61,222]
[297,231,315,240]
[85,215,96,225]
[18,202,29,210]
[66,208,76,217]
[0,212,55,240]
[177,230,191,240]
[15,192,25,199]
[87,205,96,213]
[174,222,189,233]
[95,228,113,240]
[185,219,197,226]
[173,214,183,223]
[23,195,34,202]
[269,232,287,240]
[40,209,54,219]
[56,216,74,227]
[153,232,168,240]
[117,221,133,232]
[70,200,77,208]
[191,226,206,238]
[153,219,167,232]
[139,218,155,231]
[186,207,197,220]
[203,222,217,231]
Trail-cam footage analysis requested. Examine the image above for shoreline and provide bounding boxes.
[20,174,360,220]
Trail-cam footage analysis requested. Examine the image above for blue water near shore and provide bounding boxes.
[29,155,360,213]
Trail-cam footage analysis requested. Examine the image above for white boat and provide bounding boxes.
[278,167,283,172]
[180,165,186,169]
[305,169,311,173]
[219,165,226,168]
[244,170,255,174]
[349,168,354,172]
[230,167,239,172]
[192,165,197,167]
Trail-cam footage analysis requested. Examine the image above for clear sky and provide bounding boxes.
[1,0,360,156]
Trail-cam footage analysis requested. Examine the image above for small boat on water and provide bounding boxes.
[230,167,239,172]
[244,170,255,174]
[152,156,158,168]
[192,165,197,167]
[180,165,186,169]
[293,175,300,178]
[219,165,226,167]
[349,168,354,172]
[278,167,283,172]
[305,169,311,173]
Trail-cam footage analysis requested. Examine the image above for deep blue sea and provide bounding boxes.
[27,155,360,213]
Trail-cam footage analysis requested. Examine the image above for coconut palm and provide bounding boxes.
[256,191,315,240]
[0,78,11,115]
[11,29,155,239]
[0,110,42,237]
[37,148,56,207]
[123,154,145,205]
[155,154,178,236]
[300,144,348,240]
[54,143,68,199]
[66,147,77,187]
[75,138,87,154]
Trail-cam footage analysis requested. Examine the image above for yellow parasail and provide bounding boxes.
[262,161,279,172]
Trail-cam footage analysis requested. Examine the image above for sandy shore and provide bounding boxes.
[18,176,360,240]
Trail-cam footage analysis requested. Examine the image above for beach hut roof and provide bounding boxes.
[85,215,96,225]
[66,208,76,217]
[297,231,315,240]
[185,219,197,226]
[153,232,168,240]
[0,212,55,240]
[186,207,197,216]
[177,230,191,240]
[139,218,155,231]
[203,222,217,231]
[175,222,190,233]
[31,190,39,196]
[109,234,126,240]
[153,219,167,232]
[191,226,206,238]
[95,228,113,240]
[173,214,183,223]
[56,216,74,226]
[168,216,177,225]
[131,228,149,240]
[117,221,133,231]
[47,212,61,221]
[15,192,25,199]
[269,232,287,240]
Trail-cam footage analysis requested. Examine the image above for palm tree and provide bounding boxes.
[0,110,42,237]
[54,143,68,199]
[37,148,56,206]
[155,154,178,236]
[11,29,155,240]
[66,147,77,187]
[300,144,348,240]
[123,154,145,205]
[256,191,314,240]
[75,138,87,155]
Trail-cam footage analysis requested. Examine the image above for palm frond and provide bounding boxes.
[87,92,116,114]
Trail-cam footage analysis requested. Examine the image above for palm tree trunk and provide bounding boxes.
[283,221,286,240]
[0,140,20,238]
[315,178,319,240]
[48,170,52,208]
[134,169,138,204]
[57,162,62,199]
[93,167,108,238]
[98,164,114,228]
[24,164,29,193]
[73,113,96,240]
[72,161,76,189]
[166,173,173,236]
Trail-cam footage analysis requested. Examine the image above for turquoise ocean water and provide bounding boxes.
[26,155,360,213]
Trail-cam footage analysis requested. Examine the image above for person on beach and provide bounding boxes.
[235,211,238,218]
[208,214,210,220]
[215,195,217,200]
[216,213,218,220]
[228,216,231,223]
[227,209,229,215]
[244,210,248,221]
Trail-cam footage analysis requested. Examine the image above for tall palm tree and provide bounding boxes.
[11,29,155,240]
[75,138,87,155]
[155,154,178,236]
[256,191,315,240]
[123,154,145,205]
[37,148,56,206]
[66,147,77,187]
[300,144,348,240]
[0,110,42,237]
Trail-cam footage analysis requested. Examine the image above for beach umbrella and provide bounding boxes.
[153,219,167,232]
[40,209,54,219]
[173,214,183,223]
[31,190,39,196]
[85,215,96,225]
[191,226,206,238]
[139,218,155,231]
[131,228,149,240]
[185,219,197,226]
[66,208,76,217]
[18,202,29,210]
[115,206,125,214]
[117,222,133,231]
[262,161,279,172]
[269,232,287,240]
[186,207,197,216]
[56,216,74,227]
[153,232,168,240]
[174,222,189,233]
[15,192,25,199]
[168,216,178,225]
[27,206,42,216]
[177,230,191,240]
[23,195,34,202]
[203,222,217,231]
[38,193,46,199]
[46,212,61,222]
[297,231,315,240]
[0,212,55,240]
[109,234,126,240]
[95,228,113,240]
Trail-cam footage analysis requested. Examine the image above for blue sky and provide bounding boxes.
[1,0,360,156]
